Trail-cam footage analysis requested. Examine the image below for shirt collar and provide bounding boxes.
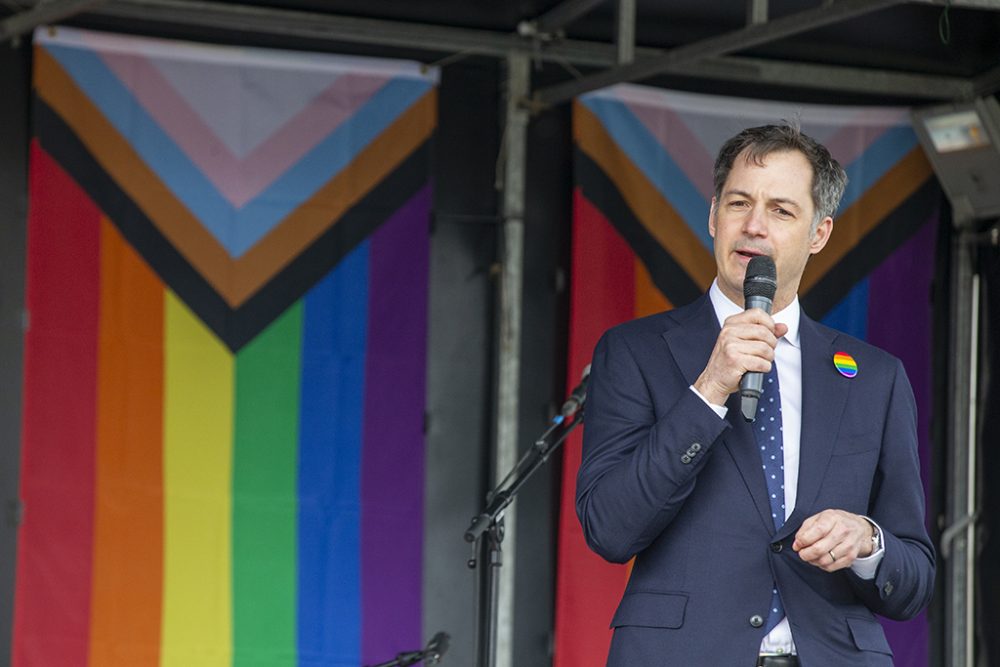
[708,279,801,349]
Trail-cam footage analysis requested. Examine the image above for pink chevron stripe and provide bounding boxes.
[235,74,390,206]
[98,51,390,208]
[622,99,715,200]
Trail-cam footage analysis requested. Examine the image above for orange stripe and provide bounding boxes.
[89,218,164,667]
[574,101,715,292]
[35,48,436,308]
[634,256,672,318]
[801,147,933,293]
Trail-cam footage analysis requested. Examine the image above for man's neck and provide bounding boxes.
[715,279,797,313]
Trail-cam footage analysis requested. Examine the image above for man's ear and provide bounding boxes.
[809,216,833,255]
[709,197,718,239]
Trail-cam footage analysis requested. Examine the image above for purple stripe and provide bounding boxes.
[360,184,431,664]
[867,213,937,499]
[866,212,939,667]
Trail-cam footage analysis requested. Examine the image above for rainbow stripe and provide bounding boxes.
[833,351,859,378]
[17,29,433,666]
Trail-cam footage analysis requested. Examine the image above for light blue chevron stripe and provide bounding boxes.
[581,95,713,251]
[43,43,432,258]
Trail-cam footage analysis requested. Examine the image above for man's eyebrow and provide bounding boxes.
[771,197,802,210]
[723,189,802,210]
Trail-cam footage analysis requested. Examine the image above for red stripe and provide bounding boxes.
[553,190,633,667]
[14,142,100,666]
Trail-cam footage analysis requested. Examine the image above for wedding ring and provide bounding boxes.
[828,549,837,562]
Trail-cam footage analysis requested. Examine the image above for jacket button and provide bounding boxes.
[681,454,692,464]
[749,614,764,628]
[690,442,702,452]
[770,542,783,553]
[883,581,894,596]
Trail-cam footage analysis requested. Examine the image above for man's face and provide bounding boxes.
[709,148,832,312]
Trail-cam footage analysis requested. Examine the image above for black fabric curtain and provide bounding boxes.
[978,229,1000,667]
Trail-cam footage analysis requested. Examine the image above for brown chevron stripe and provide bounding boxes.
[574,101,716,292]
[34,47,436,307]
[801,146,933,293]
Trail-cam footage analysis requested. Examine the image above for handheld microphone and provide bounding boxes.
[739,256,777,422]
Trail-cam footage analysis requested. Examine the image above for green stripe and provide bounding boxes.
[233,302,303,666]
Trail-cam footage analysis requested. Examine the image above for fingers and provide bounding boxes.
[693,309,784,405]
[792,510,873,572]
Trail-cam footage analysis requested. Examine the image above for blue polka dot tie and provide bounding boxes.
[755,363,785,634]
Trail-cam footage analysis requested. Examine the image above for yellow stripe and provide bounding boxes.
[162,292,233,666]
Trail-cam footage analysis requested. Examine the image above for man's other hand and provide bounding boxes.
[792,509,876,572]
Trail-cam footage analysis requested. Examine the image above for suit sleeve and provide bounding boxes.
[847,357,936,620]
[575,327,730,563]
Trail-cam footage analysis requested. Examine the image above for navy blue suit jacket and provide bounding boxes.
[577,294,935,666]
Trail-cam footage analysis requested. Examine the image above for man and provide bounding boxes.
[576,124,935,666]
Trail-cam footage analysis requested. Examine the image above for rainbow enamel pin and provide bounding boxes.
[833,352,858,378]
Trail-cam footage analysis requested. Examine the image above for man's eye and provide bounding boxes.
[775,207,792,217]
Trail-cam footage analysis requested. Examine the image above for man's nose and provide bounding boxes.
[742,206,767,236]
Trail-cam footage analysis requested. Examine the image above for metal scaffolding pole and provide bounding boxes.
[941,229,980,667]
[0,0,108,42]
[84,0,974,100]
[615,0,635,64]
[531,0,606,35]
[489,49,530,667]
[747,0,768,25]
[532,0,906,107]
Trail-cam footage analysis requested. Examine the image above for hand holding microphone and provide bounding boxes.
[693,256,786,413]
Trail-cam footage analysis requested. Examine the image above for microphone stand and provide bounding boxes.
[464,386,586,667]
[365,632,450,667]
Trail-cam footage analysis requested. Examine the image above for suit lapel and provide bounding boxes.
[661,295,718,387]
[662,296,774,533]
[776,314,850,539]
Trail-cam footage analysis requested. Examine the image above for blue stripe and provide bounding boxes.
[44,44,432,258]
[297,242,369,666]
[839,125,918,212]
[581,96,712,250]
[820,278,869,341]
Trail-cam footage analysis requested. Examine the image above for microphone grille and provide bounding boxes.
[743,256,777,300]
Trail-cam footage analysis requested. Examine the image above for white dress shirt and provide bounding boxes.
[690,280,884,655]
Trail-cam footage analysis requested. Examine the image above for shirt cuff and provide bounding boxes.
[849,517,885,580]
[689,385,728,419]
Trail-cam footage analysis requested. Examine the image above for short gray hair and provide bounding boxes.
[713,123,848,233]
